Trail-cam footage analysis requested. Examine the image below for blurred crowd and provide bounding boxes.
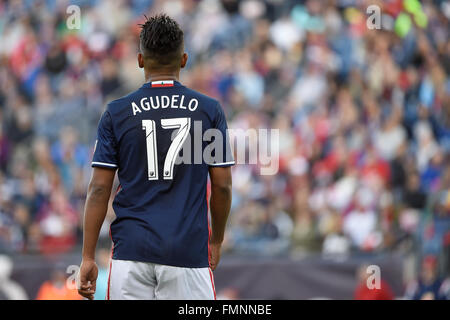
[0,0,449,298]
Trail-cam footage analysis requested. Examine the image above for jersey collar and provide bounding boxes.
[142,80,182,89]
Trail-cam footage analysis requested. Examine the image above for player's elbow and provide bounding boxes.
[87,181,110,200]
[209,167,232,196]
[211,180,232,197]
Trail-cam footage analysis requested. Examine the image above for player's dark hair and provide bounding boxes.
[139,14,184,66]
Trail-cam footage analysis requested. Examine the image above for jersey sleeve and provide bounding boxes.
[92,110,118,169]
[208,102,235,167]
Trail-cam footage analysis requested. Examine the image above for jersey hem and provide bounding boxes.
[111,255,210,269]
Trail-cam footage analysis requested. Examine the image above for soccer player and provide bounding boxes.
[78,14,234,300]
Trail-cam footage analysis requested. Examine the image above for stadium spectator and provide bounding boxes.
[354,264,394,300]
[0,255,28,300]
[35,268,81,300]
[93,248,111,300]
[404,255,450,300]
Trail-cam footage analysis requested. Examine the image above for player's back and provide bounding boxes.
[92,80,233,268]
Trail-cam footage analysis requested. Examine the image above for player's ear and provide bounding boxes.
[138,52,144,68]
[180,52,188,69]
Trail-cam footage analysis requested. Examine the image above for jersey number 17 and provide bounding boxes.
[142,117,191,181]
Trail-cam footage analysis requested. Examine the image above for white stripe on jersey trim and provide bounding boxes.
[92,162,118,168]
[151,80,174,85]
[209,161,235,166]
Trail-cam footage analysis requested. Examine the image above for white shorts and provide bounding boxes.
[106,259,216,300]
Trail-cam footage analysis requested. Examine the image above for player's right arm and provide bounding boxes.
[208,166,232,271]
[78,167,116,300]
[79,108,118,300]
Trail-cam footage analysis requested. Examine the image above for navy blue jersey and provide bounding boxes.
[92,80,234,268]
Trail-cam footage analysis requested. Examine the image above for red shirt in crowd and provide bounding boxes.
[354,279,395,300]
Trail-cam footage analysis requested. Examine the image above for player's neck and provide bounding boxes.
[144,69,180,83]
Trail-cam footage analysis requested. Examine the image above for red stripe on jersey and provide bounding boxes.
[106,255,112,300]
[107,227,114,300]
[106,185,121,300]
[151,83,174,88]
[206,182,211,267]
[209,268,217,300]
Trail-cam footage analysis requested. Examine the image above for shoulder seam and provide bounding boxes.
[103,108,118,143]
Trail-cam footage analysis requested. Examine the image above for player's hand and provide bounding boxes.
[209,241,222,271]
[78,259,98,300]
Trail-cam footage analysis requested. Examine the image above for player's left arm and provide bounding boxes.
[78,167,116,300]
